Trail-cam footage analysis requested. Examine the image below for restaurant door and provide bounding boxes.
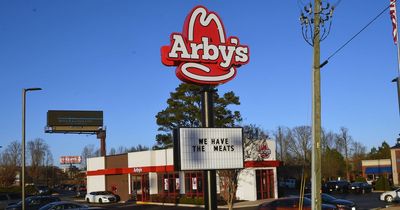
[256,169,274,199]
[132,174,150,201]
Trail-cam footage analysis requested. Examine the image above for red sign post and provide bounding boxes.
[161,6,249,210]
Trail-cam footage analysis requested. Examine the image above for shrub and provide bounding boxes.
[374,175,391,191]
[354,177,367,183]
[179,195,204,205]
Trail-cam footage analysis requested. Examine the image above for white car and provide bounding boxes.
[85,191,117,203]
[380,188,400,203]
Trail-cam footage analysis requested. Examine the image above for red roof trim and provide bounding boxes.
[87,165,175,176]
[87,161,280,176]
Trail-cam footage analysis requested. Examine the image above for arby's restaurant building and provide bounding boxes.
[86,140,280,202]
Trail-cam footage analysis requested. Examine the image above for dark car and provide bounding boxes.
[36,186,51,195]
[0,193,21,209]
[258,196,337,210]
[325,180,350,193]
[349,182,372,194]
[6,196,61,210]
[39,201,90,210]
[305,193,356,210]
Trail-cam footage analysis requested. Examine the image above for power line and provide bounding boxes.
[320,1,393,68]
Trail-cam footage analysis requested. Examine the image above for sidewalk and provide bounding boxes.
[136,198,273,209]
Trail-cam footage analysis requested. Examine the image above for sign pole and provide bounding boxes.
[201,85,217,210]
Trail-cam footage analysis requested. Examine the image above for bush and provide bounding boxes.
[354,177,367,183]
[374,175,391,191]
[179,195,204,205]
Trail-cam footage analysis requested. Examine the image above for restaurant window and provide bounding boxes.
[158,172,180,197]
[184,172,204,197]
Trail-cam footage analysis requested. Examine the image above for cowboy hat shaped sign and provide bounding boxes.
[161,6,250,85]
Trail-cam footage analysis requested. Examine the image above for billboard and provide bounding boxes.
[46,110,103,133]
[60,156,82,164]
[174,127,243,171]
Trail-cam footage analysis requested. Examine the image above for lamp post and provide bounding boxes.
[300,1,334,210]
[22,88,42,210]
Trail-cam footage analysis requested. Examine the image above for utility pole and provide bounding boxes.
[300,1,334,210]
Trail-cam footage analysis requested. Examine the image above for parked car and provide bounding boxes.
[279,179,297,189]
[76,190,87,198]
[349,182,372,194]
[258,197,337,210]
[5,196,61,210]
[39,201,97,210]
[380,188,400,203]
[0,193,21,209]
[305,193,356,210]
[85,191,116,204]
[324,180,350,193]
[36,186,51,195]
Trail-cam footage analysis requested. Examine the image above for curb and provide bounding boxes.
[136,201,204,208]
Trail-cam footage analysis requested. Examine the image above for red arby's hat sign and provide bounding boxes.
[161,6,249,85]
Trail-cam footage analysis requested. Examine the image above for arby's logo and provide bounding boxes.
[161,6,249,85]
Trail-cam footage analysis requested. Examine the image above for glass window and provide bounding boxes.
[184,172,204,198]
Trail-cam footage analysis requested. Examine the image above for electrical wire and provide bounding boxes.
[321,1,394,68]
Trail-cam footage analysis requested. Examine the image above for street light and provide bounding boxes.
[22,87,42,210]
[300,1,334,210]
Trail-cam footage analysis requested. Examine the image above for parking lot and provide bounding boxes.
[281,188,394,210]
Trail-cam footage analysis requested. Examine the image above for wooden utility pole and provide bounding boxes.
[311,0,322,209]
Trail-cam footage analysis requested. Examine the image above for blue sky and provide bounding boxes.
[0,0,399,165]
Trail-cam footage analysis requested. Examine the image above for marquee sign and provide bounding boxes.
[173,127,243,170]
[161,6,249,85]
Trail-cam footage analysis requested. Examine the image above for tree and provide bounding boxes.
[220,127,269,210]
[351,141,367,177]
[335,127,353,181]
[321,148,345,180]
[274,126,291,164]
[287,126,311,167]
[154,83,241,149]
[0,141,21,187]
[368,141,391,159]
[81,144,97,170]
[27,138,52,184]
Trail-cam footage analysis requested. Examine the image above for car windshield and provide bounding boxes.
[98,191,112,195]
[321,194,336,202]
[302,197,312,205]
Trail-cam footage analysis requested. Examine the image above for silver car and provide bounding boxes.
[380,188,400,203]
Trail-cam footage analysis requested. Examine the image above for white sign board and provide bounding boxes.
[174,128,243,170]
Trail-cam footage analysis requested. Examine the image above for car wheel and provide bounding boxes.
[385,195,394,203]
[86,198,90,203]
[99,198,102,204]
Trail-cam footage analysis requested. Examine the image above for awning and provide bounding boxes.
[365,166,392,174]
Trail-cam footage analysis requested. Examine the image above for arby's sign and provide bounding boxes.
[161,6,249,85]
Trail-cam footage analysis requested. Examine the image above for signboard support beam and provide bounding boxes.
[201,86,217,210]
[97,129,107,157]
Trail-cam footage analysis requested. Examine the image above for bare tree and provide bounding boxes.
[274,126,291,164]
[27,138,52,184]
[109,148,116,155]
[219,125,268,210]
[81,144,96,170]
[336,127,353,181]
[0,141,22,187]
[287,126,312,166]
[351,141,367,177]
